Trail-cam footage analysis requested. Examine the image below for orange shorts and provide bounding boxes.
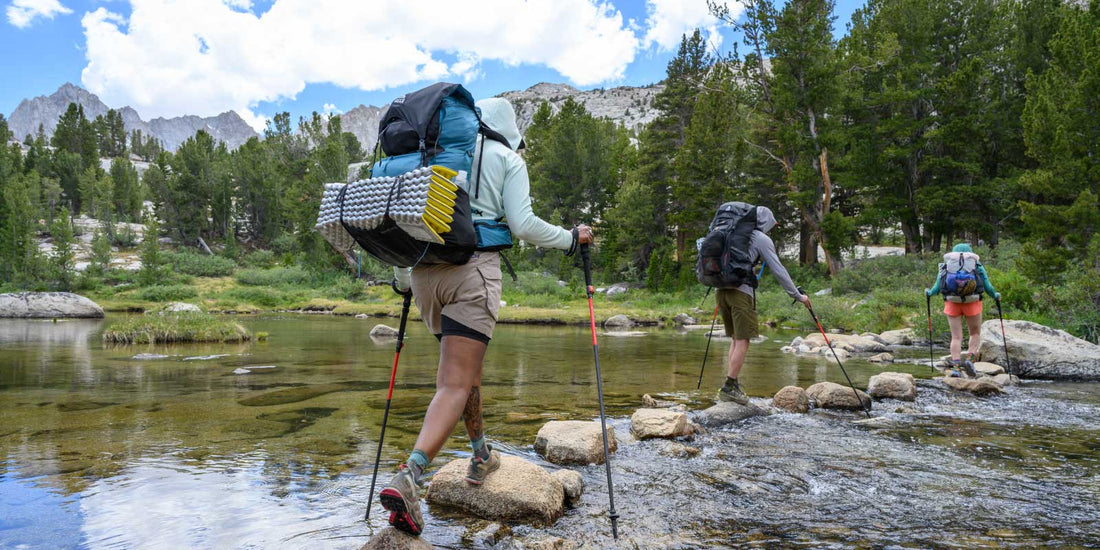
[944,300,983,317]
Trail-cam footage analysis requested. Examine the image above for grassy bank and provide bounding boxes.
[68,242,1097,342]
[103,313,252,344]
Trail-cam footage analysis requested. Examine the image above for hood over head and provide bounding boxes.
[476,97,523,152]
[952,243,974,253]
[756,206,777,233]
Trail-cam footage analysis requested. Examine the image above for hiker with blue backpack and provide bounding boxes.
[925,243,1001,377]
[380,96,593,537]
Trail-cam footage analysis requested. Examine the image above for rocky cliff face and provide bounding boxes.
[7,83,257,151]
[339,81,662,155]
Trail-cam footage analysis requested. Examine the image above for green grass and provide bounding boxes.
[103,313,251,344]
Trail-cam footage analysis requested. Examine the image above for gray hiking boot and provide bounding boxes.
[379,465,424,536]
[464,446,501,485]
[717,381,750,405]
[961,360,978,378]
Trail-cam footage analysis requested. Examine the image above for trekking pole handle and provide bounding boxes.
[390,278,412,298]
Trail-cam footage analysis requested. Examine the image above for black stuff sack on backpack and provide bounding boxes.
[696,202,759,289]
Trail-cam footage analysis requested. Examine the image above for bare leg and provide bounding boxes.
[412,335,487,459]
[947,314,964,361]
[965,312,983,359]
[726,339,750,379]
[462,384,484,445]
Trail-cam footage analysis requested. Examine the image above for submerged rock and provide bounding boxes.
[550,469,584,504]
[0,292,104,318]
[853,416,901,429]
[425,455,564,525]
[659,441,702,458]
[603,330,647,337]
[360,526,432,550]
[806,382,872,410]
[979,320,1100,380]
[534,421,617,465]
[672,313,696,326]
[867,372,917,401]
[630,408,690,439]
[941,376,1004,397]
[695,401,768,427]
[602,314,633,328]
[369,324,399,338]
[771,386,810,413]
[472,523,512,547]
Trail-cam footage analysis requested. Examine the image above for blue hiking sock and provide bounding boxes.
[406,450,429,484]
[470,437,489,460]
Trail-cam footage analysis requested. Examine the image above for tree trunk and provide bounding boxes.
[901,220,923,254]
[800,222,818,265]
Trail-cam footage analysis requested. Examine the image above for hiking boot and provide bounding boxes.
[379,465,424,536]
[464,446,501,485]
[717,381,750,405]
[961,360,978,378]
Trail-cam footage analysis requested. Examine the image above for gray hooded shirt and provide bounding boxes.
[737,206,801,299]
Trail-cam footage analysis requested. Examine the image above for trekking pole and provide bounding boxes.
[796,287,871,418]
[365,282,413,521]
[995,296,1011,375]
[696,304,719,390]
[700,286,713,309]
[696,261,765,390]
[580,243,620,540]
[926,294,935,373]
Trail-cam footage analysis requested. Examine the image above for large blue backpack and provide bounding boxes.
[339,83,508,267]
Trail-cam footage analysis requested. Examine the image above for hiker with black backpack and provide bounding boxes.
[380,97,593,537]
[925,243,1000,378]
[696,203,810,404]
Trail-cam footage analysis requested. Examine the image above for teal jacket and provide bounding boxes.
[926,263,999,298]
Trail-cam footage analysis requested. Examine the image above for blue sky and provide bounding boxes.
[1,0,863,131]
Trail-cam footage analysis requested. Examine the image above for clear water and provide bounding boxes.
[0,316,1097,549]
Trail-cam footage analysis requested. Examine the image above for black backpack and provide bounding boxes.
[696,202,759,288]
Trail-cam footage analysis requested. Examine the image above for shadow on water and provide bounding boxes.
[0,315,1097,548]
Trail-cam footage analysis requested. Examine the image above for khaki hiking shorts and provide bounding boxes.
[717,288,758,340]
[411,251,502,343]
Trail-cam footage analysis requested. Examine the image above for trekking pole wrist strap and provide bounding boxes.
[565,227,579,257]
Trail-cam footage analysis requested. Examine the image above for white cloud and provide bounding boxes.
[642,0,731,52]
[80,0,641,130]
[7,0,72,28]
[322,102,340,115]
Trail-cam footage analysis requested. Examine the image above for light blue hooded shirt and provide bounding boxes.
[394,97,572,288]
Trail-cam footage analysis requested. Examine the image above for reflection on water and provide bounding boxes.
[0,315,1097,548]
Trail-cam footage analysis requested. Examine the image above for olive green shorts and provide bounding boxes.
[717,288,758,340]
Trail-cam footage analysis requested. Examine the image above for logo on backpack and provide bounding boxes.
[941,251,982,302]
[696,202,759,289]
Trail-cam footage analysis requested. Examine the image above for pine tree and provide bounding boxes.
[50,207,75,290]
[139,213,162,285]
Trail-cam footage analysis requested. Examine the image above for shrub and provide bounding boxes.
[241,249,277,269]
[223,286,287,307]
[164,252,237,277]
[103,314,250,344]
[236,266,312,287]
[133,284,197,302]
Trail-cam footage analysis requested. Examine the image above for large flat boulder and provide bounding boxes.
[941,376,1004,397]
[695,401,768,427]
[801,332,888,353]
[630,408,689,439]
[973,362,1005,376]
[979,320,1100,380]
[867,372,916,401]
[425,455,564,525]
[806,381,872,410]
[879,328,916,346]
[771,386,810,413]
[0,292,104,318]
[534,421,617,465]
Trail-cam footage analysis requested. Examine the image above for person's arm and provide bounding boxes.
[501,156,574,251]
[978,264,999,298]
[927,264,945,296]
[756,235,801,299]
